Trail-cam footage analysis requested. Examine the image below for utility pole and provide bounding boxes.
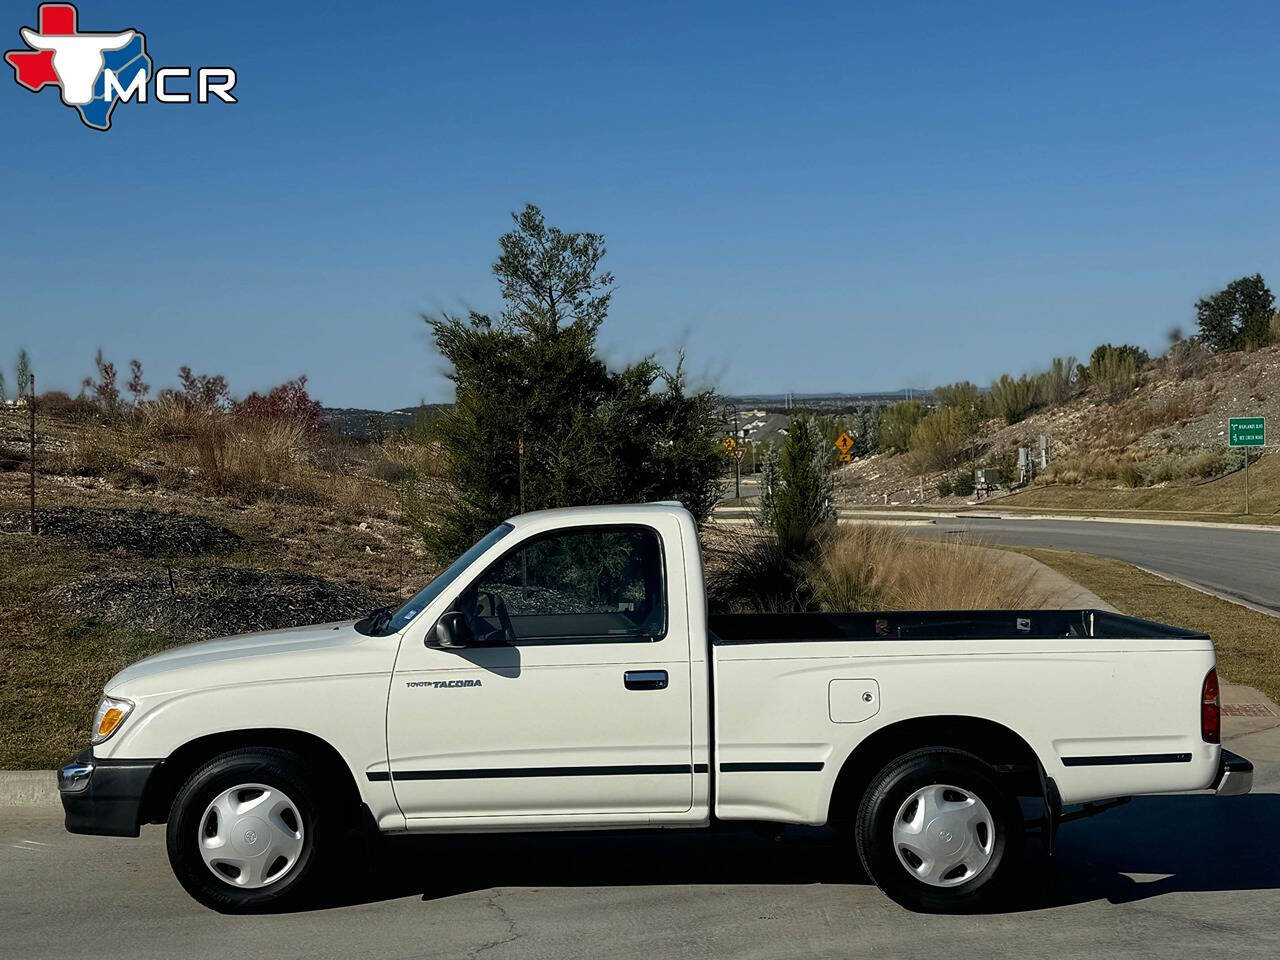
[29,373,36,534]
[733,407,741,500]
[517,433,526,514]
[1244,447,1250,515]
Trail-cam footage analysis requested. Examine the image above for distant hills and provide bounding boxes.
[323,390,924,438]
[321,405,446,438]
[725,390,932,412]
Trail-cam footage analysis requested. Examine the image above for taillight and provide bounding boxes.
[1201,668,1220,744]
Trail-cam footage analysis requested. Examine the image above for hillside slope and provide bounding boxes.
[837,345,1279,514]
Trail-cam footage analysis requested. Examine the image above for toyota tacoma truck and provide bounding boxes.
[58,503,1253,913]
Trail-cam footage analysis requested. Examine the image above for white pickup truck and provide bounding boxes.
[59,503,1252,913]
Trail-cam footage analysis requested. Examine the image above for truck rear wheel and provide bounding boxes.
[854,747,1022,912]
[165,748,333,913]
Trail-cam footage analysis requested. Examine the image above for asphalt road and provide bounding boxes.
[4,726,1279,960]
[928,517,1280,614]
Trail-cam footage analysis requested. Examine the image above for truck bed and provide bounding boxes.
[708,607,1218,816]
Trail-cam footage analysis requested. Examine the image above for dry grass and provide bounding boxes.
[33,401,403,521]
[1003,449,1279,517]
[1037,445,1237,488]
[705,522,1041,613]
[1079,385,1209,450]
[810,524,1038,611]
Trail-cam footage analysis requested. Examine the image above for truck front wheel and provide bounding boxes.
[165,748,333,913]
[854,747,1023,912]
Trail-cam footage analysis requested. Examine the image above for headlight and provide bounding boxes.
[91,696,134,745]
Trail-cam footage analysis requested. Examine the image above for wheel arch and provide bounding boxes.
[827,715,1042,824]
[140,728,366,826]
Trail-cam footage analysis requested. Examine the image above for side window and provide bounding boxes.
[466,526,666,643]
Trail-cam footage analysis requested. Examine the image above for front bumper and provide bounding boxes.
[1212,748,1253,796]
[58,749,159,837]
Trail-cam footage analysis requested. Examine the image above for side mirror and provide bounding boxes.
[431,611,472,650]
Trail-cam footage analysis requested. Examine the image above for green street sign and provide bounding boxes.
[1229,416,1265,447]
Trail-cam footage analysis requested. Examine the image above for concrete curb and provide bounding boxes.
[839,509,1280,533]
[0,770,58,808]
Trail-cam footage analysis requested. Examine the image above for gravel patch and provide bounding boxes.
[54,566,386,641]
[1,506,242,558]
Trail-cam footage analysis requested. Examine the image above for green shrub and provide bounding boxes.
[933,381,984,413]
[1087,347,1138,402]
[908,407,972,471]
[1035,356,1078,406]
[1195,275,1274,351]
[35,390,98,421]
[371,458,411,483]
[1118,460,1145,488]
[1167,338,1211,379]
[879,399,925,454]
[852,406,882,456]
[1088,343,1149,369]
[951,471,975,496]
[988,374,1038,424]
[762,416,835,556]
[936,476,954,497]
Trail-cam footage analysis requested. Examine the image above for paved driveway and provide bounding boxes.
[4,726,1278,960]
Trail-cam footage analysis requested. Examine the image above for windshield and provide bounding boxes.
[382,523,514,634]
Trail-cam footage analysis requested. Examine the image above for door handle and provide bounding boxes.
[624,670,668,691]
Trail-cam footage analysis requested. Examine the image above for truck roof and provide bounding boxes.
[503,502,691,531]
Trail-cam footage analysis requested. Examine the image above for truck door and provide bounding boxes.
[385,519,695,822]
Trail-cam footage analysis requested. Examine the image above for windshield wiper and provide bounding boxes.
[356,604,396,636]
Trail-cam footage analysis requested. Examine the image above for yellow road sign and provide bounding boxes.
[838,451,852,463]
[835,431,854,454]
[722,436,736,452]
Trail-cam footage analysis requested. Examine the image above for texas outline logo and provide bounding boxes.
[5,3,237,132]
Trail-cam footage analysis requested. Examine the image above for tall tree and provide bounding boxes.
[1195,274,1275,351]
[417,204,723,561]
[758,416,836,556]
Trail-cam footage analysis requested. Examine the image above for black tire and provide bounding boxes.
[854,747,1023,913]
[165,748,334,913]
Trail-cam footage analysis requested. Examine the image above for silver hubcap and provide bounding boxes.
[892,783,995,888]
[198,783,304,889]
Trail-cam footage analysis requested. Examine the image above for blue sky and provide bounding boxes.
[3,0,1278,408]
